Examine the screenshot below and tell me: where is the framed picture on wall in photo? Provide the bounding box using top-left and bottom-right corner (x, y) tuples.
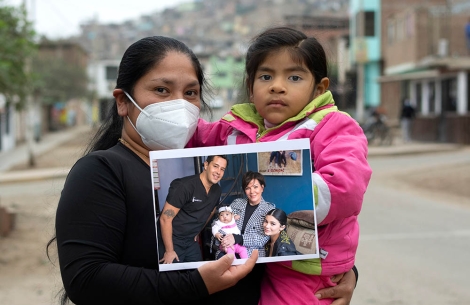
(149, 139), (319, 272)
(257, 149), (303, 176)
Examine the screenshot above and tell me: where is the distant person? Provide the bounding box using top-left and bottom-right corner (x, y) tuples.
(400, 98), (416, 143)
(159, 155), (228, 264)
(212, 205), (248, 259)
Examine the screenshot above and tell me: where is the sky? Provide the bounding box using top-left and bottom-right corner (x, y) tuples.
(6, 0), (189, 38)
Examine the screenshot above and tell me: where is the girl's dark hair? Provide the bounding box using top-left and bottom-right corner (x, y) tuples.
(241, 171), (266, 190)
(243, 26), (328, 99)
(266, 208), (288, 227)
(85, 36), (210, 154)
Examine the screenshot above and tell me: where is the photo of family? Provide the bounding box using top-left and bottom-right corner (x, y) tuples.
(149, 139), (319, 272)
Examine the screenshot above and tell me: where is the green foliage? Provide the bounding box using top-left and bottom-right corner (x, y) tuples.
(31, 55), (90, 105)
(0, 1), (37, 109)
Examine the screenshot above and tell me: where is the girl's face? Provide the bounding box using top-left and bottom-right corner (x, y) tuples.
(115, 51), (201, 142)
(218, 211), (233, 224)
(263, 215), (285, 237)
(250, 49), (328, 126)
(244, 179), (264, 205)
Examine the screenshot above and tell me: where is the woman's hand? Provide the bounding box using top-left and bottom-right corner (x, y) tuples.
(314, 269), (355, 305)
(221, 234), (235, 249)
(159, 250), (179, 264)
(198, 250), (258, 294)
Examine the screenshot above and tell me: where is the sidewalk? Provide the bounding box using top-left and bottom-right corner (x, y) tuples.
(0, 124), (92, 183)
(0, 126), (465, 183)
(367, 140), (463, 157)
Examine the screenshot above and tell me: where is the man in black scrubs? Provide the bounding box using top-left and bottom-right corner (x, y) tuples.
(159, 155), (228, 263)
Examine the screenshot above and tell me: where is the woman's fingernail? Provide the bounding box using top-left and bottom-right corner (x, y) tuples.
(315, 294), (321, 299)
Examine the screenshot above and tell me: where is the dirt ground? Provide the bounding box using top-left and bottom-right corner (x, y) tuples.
(0, 130), (469, 305)
(0, 131), (91, 305)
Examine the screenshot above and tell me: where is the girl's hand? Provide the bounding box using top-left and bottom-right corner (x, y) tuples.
(315, 269), (355, 305)
(198, 250), (259, 294)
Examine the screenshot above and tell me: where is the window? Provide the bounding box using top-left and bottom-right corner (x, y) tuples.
(416, 82), (422, 113)
(105, 66), (118, 80)
(387, 21), (395, 45)
(364, 11), (375, 37)
(397, 18), (404, 41)
(356, 11), (375, 36)
(406, 13), (414, 38)
(441, 78), (457, 112)
(428, 82), (435, 113)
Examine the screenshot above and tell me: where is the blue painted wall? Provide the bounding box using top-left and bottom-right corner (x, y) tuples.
(350, 0), (382, 108)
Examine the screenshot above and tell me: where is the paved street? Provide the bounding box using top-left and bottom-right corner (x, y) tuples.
(353, 148), (470, 305)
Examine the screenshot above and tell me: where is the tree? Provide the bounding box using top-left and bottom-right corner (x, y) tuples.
(31, 51), (90, 106)
(0, 1), (36, 109)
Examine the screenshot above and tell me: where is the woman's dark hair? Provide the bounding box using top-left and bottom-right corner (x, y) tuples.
(85, 35), (210, 154)
(265, 208), (288, 227)
(241, 171), (266, 190)
(243, 26), (328, 99)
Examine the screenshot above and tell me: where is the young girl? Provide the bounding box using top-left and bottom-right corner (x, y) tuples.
(188, 26), (372, 304)
(212, 205), (248, 259)
(263, 208), (301, 257)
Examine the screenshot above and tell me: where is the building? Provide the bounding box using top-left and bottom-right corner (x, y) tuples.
(379, 0), (470, 144)
(349, 0), (382, 122)
(206, 55), (245, 105)
(87, 60), (120, 121)
(35, 40), (90, 132)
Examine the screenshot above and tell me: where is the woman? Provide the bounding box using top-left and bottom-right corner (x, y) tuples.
(49, 36), (257, 305)
(263, 208), (301, 257)
(218, 171), (274, 258)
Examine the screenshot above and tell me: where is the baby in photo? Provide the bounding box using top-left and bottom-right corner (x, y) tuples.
(212, 205), (248, 259)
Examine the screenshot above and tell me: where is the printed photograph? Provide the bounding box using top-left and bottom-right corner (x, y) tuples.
(149, 139), (319, 272)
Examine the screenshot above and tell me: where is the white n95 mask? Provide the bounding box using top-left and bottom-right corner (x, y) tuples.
(124, 91), (200, 150)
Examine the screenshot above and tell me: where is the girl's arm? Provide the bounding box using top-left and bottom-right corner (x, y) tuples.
(186, 118), (231, 148)
(311, 113), (372, 225)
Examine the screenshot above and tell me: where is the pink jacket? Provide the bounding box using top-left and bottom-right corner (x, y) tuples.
(188, 91), (372, 276)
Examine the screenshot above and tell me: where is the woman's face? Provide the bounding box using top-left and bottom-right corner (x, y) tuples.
(263, 215), (285, 237)
(244, 179), (264, 205)
(115, 51), (201, 144)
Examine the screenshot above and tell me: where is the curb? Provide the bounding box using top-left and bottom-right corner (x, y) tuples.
(0, 167), (70, 184)
(367, 143), (464, 157)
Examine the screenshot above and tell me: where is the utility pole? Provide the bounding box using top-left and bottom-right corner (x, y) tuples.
(355, 0), (366, 123)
